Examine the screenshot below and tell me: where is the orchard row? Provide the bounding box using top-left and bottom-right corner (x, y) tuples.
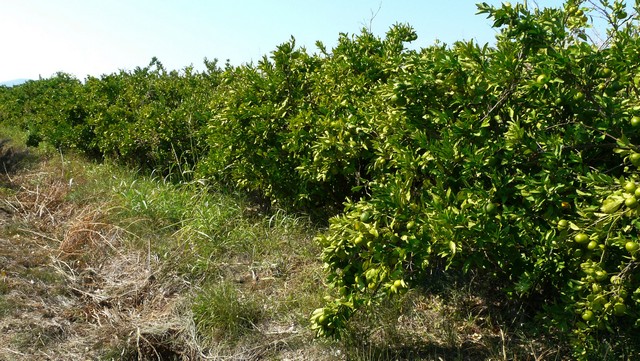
(2, 1), (640, 357)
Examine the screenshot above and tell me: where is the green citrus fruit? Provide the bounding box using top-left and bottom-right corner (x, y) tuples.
(624, 181), (637, 194)
(630, 153), (640, 167)
(613, 303), (627, 316)
(587, 241), (599, 250)
(484, 202), (497, 214)
(582, 310), (594, 322)
(536, 74), (548, 84)
(591, 295), (606, 311)
(625, 241), (640, 253)
(620, 286), (629, 296)
(360, 211), (372, 223)
(574, 233), (589, 244)
(631, 116), (640, 128)
(557, 219), (569, 231)
(626, 196), (638, 208)
(595, 270), (608, 281)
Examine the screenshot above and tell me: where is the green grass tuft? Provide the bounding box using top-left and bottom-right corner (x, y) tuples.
(192, 281), (265, 343)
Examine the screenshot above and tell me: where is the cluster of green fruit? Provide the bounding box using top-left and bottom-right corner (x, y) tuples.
(575, 259), (634, 325)
(557, 174), (640, 338)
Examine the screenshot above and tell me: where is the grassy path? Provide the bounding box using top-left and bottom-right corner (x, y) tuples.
(0, 145), (335, 360)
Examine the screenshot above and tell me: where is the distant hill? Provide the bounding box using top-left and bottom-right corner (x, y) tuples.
(0, 79), (31, 87)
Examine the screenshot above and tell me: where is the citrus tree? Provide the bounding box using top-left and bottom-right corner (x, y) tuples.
(84, 57), (221, 173)
(310, 1), (640, 357)
(0, 73), (91, 152)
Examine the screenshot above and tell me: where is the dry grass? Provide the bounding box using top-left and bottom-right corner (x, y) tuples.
(0, 153), (202, 360)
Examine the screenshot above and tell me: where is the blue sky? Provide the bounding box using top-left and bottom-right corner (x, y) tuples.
(1, 1), (568, 81)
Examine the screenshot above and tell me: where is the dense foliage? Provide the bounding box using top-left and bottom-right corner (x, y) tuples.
(0, 58), (223, 174)
(2, 1), (640, 357)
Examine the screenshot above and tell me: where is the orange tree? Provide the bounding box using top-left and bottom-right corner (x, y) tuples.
(0, 58), (223, 175)
(199, 23), (428, 221)
(84, 57), (222, 174)
(200, 39), (322, 207)
(309, 1), (640, 357)
(0, 73), (92, 152)
(200, 28), (416, 214)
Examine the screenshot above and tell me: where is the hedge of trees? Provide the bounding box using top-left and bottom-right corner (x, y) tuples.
(2, 1), (640, 357)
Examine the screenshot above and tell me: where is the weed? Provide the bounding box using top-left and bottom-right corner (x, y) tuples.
(192, 281), (264, 344)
